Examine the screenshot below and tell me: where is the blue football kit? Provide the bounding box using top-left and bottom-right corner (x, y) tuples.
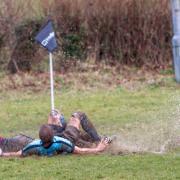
(22, 136), (75, 156)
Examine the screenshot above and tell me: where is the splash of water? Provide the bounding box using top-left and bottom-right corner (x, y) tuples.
(107, 94), (180, 155)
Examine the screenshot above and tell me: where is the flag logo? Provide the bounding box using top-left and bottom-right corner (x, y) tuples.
(35, 21), (57, 52)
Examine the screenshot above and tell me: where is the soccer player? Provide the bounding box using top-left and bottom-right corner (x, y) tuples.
(48, 110), (105, 147)
(0, 124), (110, 157)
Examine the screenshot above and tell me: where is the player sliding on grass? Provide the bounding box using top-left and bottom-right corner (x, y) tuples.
(48, 110), (105, 148)
(0, 111), (111, 155)
(0, 124), (110, 157)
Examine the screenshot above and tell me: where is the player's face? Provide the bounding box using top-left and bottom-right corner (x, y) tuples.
(53, 113), (60, 120)
(51, 110), (60, 120)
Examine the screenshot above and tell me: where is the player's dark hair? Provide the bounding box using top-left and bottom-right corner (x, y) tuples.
(39, 124), (53, 144)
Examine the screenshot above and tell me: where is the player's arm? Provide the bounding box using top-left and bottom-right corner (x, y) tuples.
(0, 150), (22, 157)
(73, 138), (109, 155)
(0, 140), (40, 157)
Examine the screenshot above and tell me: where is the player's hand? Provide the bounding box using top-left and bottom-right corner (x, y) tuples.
(96, 137), (111, 152)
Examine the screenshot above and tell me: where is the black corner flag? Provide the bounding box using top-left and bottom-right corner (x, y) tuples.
(35, 20), (57, 52)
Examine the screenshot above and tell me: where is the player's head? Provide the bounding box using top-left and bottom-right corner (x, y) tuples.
(39, 124), (53, 147)
(50, 109), (60, 117)
(48, 109), (66, 127)
(49, 109), (60, 120)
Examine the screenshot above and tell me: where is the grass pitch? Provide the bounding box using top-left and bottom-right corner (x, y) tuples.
(0, 78), (179, 179)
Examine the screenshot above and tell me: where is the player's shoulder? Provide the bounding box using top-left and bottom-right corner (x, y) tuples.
(53, 136), (72, 145)
(53, 136), (66, 142)
(23, 139), (42, 150)
(29, 139), (41, 145)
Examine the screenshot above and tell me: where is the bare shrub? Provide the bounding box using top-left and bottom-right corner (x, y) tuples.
(8, 19), (44, 73)
(0, 0), (44, 72)
(49, 0), (171, 69)
(0, 0), (173, 72)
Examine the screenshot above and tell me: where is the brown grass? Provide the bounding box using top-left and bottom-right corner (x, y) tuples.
(0, 62), (174, 93)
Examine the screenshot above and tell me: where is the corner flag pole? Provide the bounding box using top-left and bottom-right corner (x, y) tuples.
(49, 52), (55, 111)
(35, 20), (57, 111)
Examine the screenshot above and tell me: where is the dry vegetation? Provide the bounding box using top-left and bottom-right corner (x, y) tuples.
(0, 63), (174, 93)
(0, 0), (172, 73)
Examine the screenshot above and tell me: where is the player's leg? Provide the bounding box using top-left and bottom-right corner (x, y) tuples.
(75, 112), (101, 142)
(61, 112), (101, 146)
(2, 135), (33, 152)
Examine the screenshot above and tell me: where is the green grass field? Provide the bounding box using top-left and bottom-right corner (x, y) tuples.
(0, 78), (180, 179)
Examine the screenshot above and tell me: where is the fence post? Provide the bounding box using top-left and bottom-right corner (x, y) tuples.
(171, 0), (180, 82)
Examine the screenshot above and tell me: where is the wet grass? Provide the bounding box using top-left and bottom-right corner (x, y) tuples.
(0, 154), (179, 180)
(0, 77), (180, 179)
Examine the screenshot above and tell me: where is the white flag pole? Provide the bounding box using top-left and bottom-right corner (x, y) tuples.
(49, 52), (55, 111)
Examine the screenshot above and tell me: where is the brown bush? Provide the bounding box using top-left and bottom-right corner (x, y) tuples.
(0, 0), (43, 72)
(0, 0), (173, 72)
(50, 0), (172, 69)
